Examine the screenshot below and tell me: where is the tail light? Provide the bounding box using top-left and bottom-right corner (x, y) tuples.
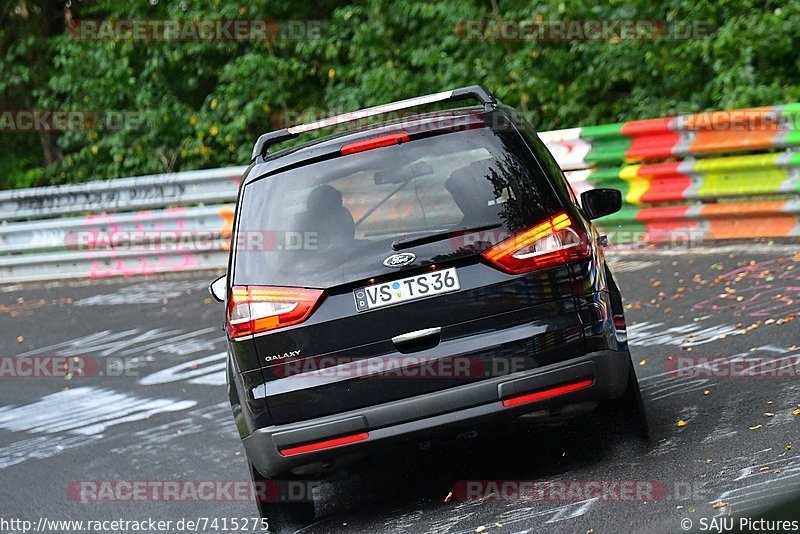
(613, 313), (628, 343)
(227, 286), (323, 339)
(341, 132), (410, 155)
(482, 212), (591, 274)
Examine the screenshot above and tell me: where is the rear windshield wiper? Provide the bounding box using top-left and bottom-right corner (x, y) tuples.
(391, 223), (502, 251)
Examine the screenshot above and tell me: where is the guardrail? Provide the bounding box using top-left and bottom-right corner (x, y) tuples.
(0, 244), (230, 283)
(2, 103), (798, 283)
(538, 103), (800, 169)
(540, 104), (800, 243)
(0, 169), (241, 282)
(565, 151), (800, 204)
(0, 205), (234, 253)
(0, 167), (244, 221)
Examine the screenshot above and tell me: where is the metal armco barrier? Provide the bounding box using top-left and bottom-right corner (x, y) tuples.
(0, 166), (245, 221)
(538, 103), (800, 170)
(595, 199), (800, 243)
(2, 103), (799, 283)
(540, 104), (800, 242)
(564, 151), (800, 205)
(0, 205), (234, 254)
(0, 244), (230, 283)
(0, 168), (241, 282)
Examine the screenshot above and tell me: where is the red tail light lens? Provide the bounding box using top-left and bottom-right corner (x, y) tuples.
(227, 286), (323, 339)
(341, 132), (410, 155)
(481, 212), (591, 274)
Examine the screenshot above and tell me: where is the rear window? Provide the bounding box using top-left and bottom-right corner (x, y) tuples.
(234, 125), (563, 288)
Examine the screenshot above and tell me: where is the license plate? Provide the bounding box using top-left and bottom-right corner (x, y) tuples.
(353, 267), (460, 312)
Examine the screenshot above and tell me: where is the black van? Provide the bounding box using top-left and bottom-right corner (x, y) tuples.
(209, 86), (647, 531)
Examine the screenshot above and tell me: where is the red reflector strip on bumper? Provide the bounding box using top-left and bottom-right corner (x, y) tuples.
(501, 378), (594, 408)
(279, 432), (369, 457)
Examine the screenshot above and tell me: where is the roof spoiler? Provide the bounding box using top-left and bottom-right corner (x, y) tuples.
(251, 85), (497, 160)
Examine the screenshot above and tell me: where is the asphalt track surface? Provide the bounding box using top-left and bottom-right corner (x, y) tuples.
(2, 243), (800, 533)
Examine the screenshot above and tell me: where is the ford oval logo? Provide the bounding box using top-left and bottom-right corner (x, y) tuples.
(383, 252), (416, 268)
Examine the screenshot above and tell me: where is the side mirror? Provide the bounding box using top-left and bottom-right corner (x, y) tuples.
(580, 188), (622, 220)
(208, 275), (227, 302)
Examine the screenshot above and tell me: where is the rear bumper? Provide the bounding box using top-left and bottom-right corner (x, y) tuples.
(243, 349), (630, 477)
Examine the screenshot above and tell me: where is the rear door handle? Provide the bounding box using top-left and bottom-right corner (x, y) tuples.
(392, 327), (441, 345)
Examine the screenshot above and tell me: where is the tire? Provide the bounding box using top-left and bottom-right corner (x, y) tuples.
(623, 359), (650, 439)
(601, 358), (650, 440)
(248, 461), (316, 534)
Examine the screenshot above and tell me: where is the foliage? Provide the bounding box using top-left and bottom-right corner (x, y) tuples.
(1, 0), (799, 189)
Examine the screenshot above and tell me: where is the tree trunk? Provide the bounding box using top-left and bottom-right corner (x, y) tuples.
(38, 131), (63, 166)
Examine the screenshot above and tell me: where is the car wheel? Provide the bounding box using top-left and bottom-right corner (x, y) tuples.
(600, 358), (650, 440)
(622, 358), (650, 439)
(248, 461), (316, 533)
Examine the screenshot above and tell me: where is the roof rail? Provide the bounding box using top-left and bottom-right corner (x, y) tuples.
(251, 85), (497, 160)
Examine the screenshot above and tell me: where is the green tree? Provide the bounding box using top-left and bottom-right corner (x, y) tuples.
(1, 0), (799, 189)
